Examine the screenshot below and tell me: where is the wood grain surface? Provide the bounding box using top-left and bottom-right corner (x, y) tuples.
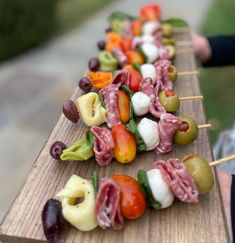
(0, 32), (230, 243)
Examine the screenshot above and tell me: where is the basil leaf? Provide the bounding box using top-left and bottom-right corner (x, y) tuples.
(108, 11), (136, 22)
(163, 18), (188, 27)
(125, 119), (146, 152)
(91, 171), (99, 196)
(133, 63), (142, 74)
(137, 169), (161, 209)
(98, 91), (106, 108)
(86, 130), (95, 148)
(137, 46), (147, 63)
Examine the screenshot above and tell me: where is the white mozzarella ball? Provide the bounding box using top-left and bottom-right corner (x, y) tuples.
(140, 64), (157, 84)
(142, 21), (160, 35)
(137, 118), (159, 151)
(141, 35), (155, 44)
(131, 92), (151, 116)
(147, 169), (174, 209)
(141, 43), (159, 63)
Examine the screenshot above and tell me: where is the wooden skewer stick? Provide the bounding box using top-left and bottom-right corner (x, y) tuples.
(198, 124), (211, 129)
(209, 154), (235, 167)
(173, 27), (190, 33)
(179, 95), (203, 101)
(178, 70), (199, 76)
(177, 48), (194, 54)
(175, 41), (192, 46)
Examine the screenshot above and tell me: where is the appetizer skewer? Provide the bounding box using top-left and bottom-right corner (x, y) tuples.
(42, 153), (234, 242)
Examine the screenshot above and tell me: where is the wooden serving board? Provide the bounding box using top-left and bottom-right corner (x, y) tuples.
(0, 31), (230, 243)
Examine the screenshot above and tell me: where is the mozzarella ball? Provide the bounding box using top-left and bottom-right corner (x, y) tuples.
(137, 118), (159, 150)
(140, 64), (157, 84)
(141, 43), (159, 63)
(147, 169), (174, 208)
(131, 92), (151, 116)
(142, 21), (160, 35)
(141, 35), (155, 44)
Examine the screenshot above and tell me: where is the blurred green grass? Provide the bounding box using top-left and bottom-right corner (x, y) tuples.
(55, 0), (115, 33)
(200, 0), (235, 143)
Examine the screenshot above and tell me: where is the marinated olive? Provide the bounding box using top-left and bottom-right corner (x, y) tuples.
(159, 90), (180, 112)
(174, 116), (198, 145)
(165, 45), (176, 60)
(162, 23), (173, 37)
(183, 154), (214, 194)
(63, 100), (80, 123)
(97, 40), (106, 50)
(105, 26), (112, 33)
(78, 77), (92, 92)
(88, 57), (100, 71)
(162, 38), (175, 45)
(168, 65), (178, 82)
(50, 141), (67, 160)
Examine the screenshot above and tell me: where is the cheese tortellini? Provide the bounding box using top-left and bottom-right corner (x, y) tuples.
(57, 175), (97, 231)
(77, 92), (107, 127)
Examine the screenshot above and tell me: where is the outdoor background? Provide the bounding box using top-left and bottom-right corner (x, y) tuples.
(0, 0), (234, 222)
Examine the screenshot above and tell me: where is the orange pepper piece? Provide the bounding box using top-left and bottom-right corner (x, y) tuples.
(105, 32), (122, 52)
(88, 71), (113, 89)
(131, 20), (142, 36)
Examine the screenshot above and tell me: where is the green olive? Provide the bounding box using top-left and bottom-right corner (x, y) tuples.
(162, 38), (175, 45)
(162, 23), (173, 37)
(110, 19), (123, 35)
(168, 65), (178, 82)
(159, 90), (180, 112)
(174, 116), (198, 145)
(165, 45), (176, 60)
(183, 154), (214, 194)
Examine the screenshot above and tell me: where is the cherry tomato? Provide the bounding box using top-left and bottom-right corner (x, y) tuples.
(140, 4), (161, 21)
(131, 20), (142, 36)
(117, 90), (130, 124)
(112, 124), (136, 164)
(112, 174), (146, 219)
(120, 38), (132, 52)
(129, 68), (142, 93)
(126, 51), (144, 65)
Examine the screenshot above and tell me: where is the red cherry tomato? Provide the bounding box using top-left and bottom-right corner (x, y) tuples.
(123, 66), (142, 92)
(120, 38), (132, 52)
(112, 174), (146, 219)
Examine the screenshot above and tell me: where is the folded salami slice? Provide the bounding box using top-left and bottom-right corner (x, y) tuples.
(154, 59), (173, 91)
(155, 113), (181, 154)
(152, 158), (199, 203)
(95, 178), (124, 230)
(140, 77), (166, 118)
(91, 126), (114, 166)
(111, 69), (129, 87)
(101, 84), (121, 128)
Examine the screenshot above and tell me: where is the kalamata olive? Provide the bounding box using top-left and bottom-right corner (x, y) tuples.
(174, 116), (198, 145)
(165, 45), (176, 60)
(63, 100), (79, 123)
(183, 154), (214, 194)
(78, 77), (92, 92)
(88, 57), (100, 71)
(159, 90), (180, 112)
(105, 26), (112, 33)
(42, 199), (65, 243)
(97, 40), (106, 50)
(162, 23), (173, 37)
(50, 141), (67, 160)
(168, 65), (178, 82)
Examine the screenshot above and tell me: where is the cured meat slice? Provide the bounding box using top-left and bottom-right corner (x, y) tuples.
(91, 126), (114, 166)
(140, 77), (166, 118)
(152, 158), (199, 203)
(111, 69), (129, 87)
(112, 48), (128, 67)
(154, 59), (173, 91)
(101, 84), (121, 128)
(95, 178), (124, 230)
(155, 113), (181, 154)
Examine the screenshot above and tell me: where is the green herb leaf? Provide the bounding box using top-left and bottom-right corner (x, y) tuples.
(98, 91), (106, 108)
(108, 11), (136, 22)
(125, 119), (146, 152)
(163, 18), (188, 27)
(91, 171), (99, 196)
(86, 130), (95, 148)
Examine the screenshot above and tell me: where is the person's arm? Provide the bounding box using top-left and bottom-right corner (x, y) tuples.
(192, 32), (235, 66)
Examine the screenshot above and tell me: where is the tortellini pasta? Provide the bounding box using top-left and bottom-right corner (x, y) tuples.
(77, 92), (107, 127)
(56, 175), (97, 231)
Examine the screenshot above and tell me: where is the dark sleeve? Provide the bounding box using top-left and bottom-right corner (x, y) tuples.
(203, 35), (235, 67)
(231, 175), (235, 239)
